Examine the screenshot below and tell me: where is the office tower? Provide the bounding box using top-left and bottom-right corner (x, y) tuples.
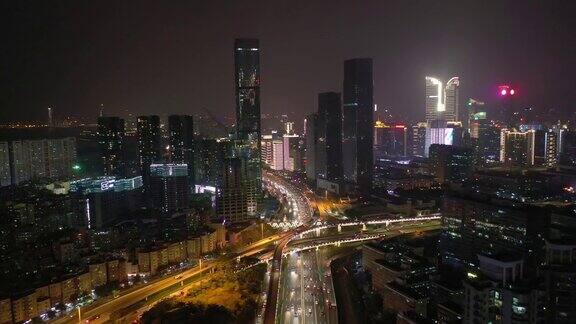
(282, 134), (300, 172)
(425, 77), (460, 124)
(234, 38), (261, 214)
(428, 144), (473, 183)
(305, 114), (318, 182)
(424, 122), (463, 156)
(8, 138), (76, 184)
(235, 39), (260, 140)
(500, 129), (536, 166)
(97, 116), (126, 177)
(70, 176), (143, 229)
(342, 58), (374, 195)
(137, 115), (161, 185)
(374, 121), (407, 160)
(217, 157), (249, 222)
(317, 92), (343, 181)
(168, 115), (194, 184)
(0, 142), (10, 187)
(284, 121), (295, 135)
(444, 77), (460, 123)
(425, 77), (445, 124)
(149, 164), (189, 213)
(411, 122), (427, 157)
(466, 98), (486, 133)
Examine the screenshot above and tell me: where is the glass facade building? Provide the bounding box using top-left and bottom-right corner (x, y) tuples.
(234, 38), (261, 216)
(342, 58), (374, 196)
(317, 92), (343, 182)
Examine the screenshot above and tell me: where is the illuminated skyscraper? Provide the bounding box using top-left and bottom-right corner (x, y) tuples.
(98, 116), (126, 177)
(425, 76), (459, 124)
(342, 58), (374, 196)
(137, 115), (161, 186)
(444, 77), (460, 123)
(234, 38), (261, 216)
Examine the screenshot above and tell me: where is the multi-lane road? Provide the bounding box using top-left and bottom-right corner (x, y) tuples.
(51, 169), (439, 324)
(51, 235), (282, 324)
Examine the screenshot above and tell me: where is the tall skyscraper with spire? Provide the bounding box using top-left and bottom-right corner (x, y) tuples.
(342, 58), (374, 197)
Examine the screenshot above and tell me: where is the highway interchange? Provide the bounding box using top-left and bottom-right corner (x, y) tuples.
(50, 170), (440, 324)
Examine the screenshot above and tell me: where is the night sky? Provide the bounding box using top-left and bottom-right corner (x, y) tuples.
(2, 0), (575, 124)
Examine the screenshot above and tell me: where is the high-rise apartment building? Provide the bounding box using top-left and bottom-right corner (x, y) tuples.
(217, 157), (250, 222)
(168, 115), (194, 184)
(149, 164), (190, 213)
(271, 139), (284, 170)
(261, 135), (274, 166)
(193, 138), (228, 188)
(0, 142), (10, 187)
(544, 126), (565, 167)
(342, 58), (374, 196)
(500, 129), (536, 166)
(411, 122), (427, 157)
(282, 134), (300, 172)
(97, 116), (125, 177)
(8, 138), (76, 185)
(137, 115), (161, 185)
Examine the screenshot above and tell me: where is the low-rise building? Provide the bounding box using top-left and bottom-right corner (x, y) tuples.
(89, 262), (108, 288)
(11, 291), (38, 323)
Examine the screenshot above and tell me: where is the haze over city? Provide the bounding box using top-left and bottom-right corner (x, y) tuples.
(2, 0), (575, 124)
(1, 2), (576, 324)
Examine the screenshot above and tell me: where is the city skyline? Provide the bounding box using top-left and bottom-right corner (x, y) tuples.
(2, 1), (576, 124)
(2, 3), (576, 324)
